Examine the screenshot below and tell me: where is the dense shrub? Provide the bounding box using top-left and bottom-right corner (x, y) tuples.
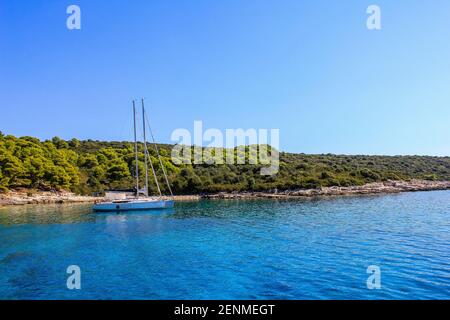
(0, 133), (449, 194)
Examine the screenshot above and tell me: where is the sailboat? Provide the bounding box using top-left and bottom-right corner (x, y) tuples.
(93, 99), (175, 212)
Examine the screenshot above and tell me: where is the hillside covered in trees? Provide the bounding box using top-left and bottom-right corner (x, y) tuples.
(1, 132), (449, 195)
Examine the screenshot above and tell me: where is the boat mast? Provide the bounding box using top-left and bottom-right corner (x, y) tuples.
(142, 98), (162, 197)
(133, 100), (139, 198)
(142, 101), (149, 197)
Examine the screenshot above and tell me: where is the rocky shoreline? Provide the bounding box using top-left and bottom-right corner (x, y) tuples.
(0, 180), (449, 206)
(0, 190), (99, 206)
(203, 180), (450, 199)
(0, 190), (202, 206)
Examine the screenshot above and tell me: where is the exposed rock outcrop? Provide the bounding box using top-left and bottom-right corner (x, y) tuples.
(202, 180), (450, 200)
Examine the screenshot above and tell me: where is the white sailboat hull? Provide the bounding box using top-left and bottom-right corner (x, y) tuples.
(93, 199), (174, 212)
(92, 100), (175, 213)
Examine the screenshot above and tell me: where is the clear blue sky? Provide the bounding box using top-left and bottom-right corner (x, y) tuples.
(1, 0), (449, 156)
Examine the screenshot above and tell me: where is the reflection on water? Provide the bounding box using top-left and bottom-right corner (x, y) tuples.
(0, 195), (388, 226)
(0, 203), (95, 225)
(0, 204), (178, 226)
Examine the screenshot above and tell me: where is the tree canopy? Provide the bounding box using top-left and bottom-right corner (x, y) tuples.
(0, 133), (449, 194)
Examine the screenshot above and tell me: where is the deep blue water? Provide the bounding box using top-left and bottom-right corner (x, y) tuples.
(0, 190), (449, 299)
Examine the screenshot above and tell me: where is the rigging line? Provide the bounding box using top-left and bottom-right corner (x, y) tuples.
(144, 135), (162, 197)
(143, 104), (174, 197)
(141, 102), (150, 197)
(141, 99), (162, 197)
(132, 100), (139, 198)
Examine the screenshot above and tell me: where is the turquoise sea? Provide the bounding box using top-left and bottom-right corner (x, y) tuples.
(1, 190), (449, 299)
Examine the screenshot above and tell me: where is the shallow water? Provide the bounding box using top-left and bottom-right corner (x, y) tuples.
(0, 190), (449, 299)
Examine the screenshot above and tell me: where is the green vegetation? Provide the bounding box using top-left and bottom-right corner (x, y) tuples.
(1, 132), (449, 195)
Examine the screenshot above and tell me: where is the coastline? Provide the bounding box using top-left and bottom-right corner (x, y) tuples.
(0, 180), (449, 207)
(203, 180), (450, 200)
(0, 190), (202, 206)
(0, 191), (99, 207)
